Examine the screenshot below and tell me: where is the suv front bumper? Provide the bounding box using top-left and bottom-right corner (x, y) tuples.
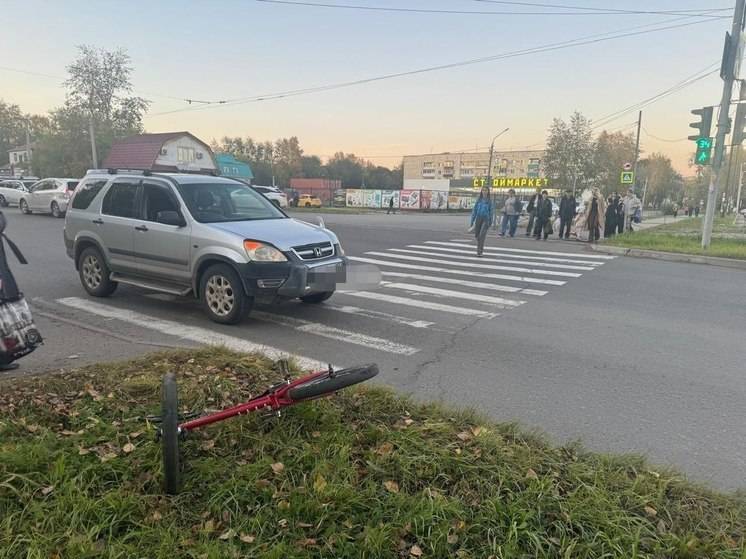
(237, 255), (347, 302)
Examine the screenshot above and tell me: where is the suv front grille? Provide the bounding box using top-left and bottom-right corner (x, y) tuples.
(292, 241), (334, 261)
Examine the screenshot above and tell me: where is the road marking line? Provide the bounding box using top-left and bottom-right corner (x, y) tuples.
(411, 244), (607, 266)
(391, 247), (595, 271)
(251, 311), (419, 355)
(443, 240), (616, 260)
(56, 297), (333, 370)
(380, 282), (525, 308)
(326, 303), (437, 329)
(364, 251), (582, 278)
(339, 290), (499, 318)
(348, 256), (566, 286)
(380, 271), (548, 296)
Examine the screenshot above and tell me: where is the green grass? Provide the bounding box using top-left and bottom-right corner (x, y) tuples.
(607, 217), (746, 260)
(1, 348), (744, 558)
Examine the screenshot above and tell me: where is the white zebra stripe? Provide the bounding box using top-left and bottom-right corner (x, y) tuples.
(381, 271), (547, 296)
(389, 247), (595, 271)
(442, 240), (616, 260)
(340, 290), (499, 318)
(380, 282), (525, 308)
(410, 244), (607, 266)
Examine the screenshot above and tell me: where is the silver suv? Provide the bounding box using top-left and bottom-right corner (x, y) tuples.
(64, 170), (346, 324)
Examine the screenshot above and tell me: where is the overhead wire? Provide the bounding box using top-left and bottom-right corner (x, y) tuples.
(470, 0), (732, 17)
(256, 0), (730, 17)
(149, 16), (721, 117)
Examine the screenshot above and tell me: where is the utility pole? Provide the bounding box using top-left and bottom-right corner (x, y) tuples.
(703, 0), (746, 248)
(736, 161), (744, 213)
(24, 120), (31, 174)
(633, 110), (642, 190)
(485, 127), (509, 228)
(88, 114), (98, 168)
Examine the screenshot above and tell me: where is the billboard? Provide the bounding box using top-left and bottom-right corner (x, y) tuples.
(345, 189), (366, 207)
(448, 195), (476, 210)
(421, 190), (449, 210)
(399, 189), (421, 209)
(381, 190), (400, 208)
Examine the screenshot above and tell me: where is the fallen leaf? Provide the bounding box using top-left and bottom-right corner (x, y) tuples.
(453, 520), (466, 531)
(123, 443), (136, 454)
(311, 431), (321, 438)
(152, 511), (163, 521)
(255, 479), (271, 488)
(60, 430), (77, 436)
(313, 474), (327, 492)
(239, 533), (255, 544)
(376, 442), (394, 456)
(657, 519), (666, 534)
(203, 520), (215, 533)
(454, 447), (462, 455)
(218, 529), (236, 540)
(525, 468), (539, 480)
(129, 431), (143, 439)
(644, 506), (658, 518)
(41, 486), (54, 496)
(471, 426), (485, 436)
(447, 533), (459, 544)
(271, 462), (285, 474)
(100, 452), (118, 462)
(297, 522), (314, 528)
(456, 431), (472, 442)
(278, 518), (288, 528)
(78, 447), (90, 455)
(277, 500), (290, 510)
(384, 480), (400, 493)
(296, 538), (317, 547)
(410, 544), (423, 557)
(548, 537), (561, 546)
(403, 418), (414, 426)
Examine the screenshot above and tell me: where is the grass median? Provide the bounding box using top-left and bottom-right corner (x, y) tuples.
(1, 348), (744, 558)
(606, 217), (746, 260)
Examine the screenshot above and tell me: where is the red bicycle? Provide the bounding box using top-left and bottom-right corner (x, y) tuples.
(157, 362), (379, 494)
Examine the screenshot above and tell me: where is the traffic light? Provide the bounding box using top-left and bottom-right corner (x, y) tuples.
(733, 102), (746, 145)
(688, 107), (713, 141)
(694, 137), (713, 165)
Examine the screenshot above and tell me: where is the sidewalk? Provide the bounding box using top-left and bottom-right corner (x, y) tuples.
(634, 214), (694, 231)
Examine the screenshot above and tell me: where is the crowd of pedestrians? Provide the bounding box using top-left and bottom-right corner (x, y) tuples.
(470, 186), (642, 255)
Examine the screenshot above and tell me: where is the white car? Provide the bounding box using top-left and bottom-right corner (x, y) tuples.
(20, 178), (80, 218)
(252, 185), (288, 208)
(0, 179), (33, 207)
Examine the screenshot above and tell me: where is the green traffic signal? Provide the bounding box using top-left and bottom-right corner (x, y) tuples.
(696, 137), (713, 150)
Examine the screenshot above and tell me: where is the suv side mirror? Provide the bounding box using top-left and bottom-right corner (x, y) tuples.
(156, 210), (186, 227)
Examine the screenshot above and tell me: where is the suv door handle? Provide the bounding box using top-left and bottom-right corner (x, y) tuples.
(92, 218), (104, 225)
(134, 225), (149, 232)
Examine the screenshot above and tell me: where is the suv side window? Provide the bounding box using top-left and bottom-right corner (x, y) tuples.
(142, 182), (180, 222)
(30, 180), (49, 192)
(72, 179), (108, 210)
(102, 180), (140, 218)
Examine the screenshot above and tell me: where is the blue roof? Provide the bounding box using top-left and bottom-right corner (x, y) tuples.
(215, 153), (253, 180)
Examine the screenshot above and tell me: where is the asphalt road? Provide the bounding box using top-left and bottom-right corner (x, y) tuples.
(3, 207), (745, 491)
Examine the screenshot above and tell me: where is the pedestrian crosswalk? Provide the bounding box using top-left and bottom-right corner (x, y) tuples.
(54, 238), (615, 364)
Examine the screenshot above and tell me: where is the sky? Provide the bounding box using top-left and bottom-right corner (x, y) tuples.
(0, 0), (735, 174)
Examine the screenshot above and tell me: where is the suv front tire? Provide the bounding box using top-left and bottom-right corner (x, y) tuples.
(199, 264), (252, 324)
(78, 247), (118, 297)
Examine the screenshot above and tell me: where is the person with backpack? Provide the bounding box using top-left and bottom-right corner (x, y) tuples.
(469, 186), (494, 256)
(498, 188), (521, 238)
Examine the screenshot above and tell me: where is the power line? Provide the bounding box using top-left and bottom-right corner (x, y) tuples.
(257, 0), (729, 17)
(471, 0), (732, 17)
(642, 126), (689, 143)
(150, 16), (720, 117)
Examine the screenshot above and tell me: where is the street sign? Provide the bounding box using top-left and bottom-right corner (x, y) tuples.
(620, 171), (634, 185)
(623, 162), (632, 171)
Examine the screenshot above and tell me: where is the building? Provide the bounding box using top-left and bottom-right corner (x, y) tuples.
(103, 132), (216, 173)
(289, 178), (342, 205)
(215, 153), (254, 182)
(402, 149), (545, 182)
(3, 143), (36, 176)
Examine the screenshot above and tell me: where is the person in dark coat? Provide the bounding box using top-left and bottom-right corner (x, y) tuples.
(558, 189), (576, 240)
(525, 190), (540, 236)
(616, 194), (625, 235)
(533, 190), (553, 240)
(604, 196), (617, 238)
(0, 212), (20, 302)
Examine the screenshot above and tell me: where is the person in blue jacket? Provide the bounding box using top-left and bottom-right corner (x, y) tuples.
(470, 186), (494, 256)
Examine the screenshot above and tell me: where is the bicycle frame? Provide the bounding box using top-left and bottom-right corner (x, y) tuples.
(178, 369), (330, 432)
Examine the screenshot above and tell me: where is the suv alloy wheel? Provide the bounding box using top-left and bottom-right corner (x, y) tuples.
(78, 247), (118, 297)
(199, 264), (252, 324)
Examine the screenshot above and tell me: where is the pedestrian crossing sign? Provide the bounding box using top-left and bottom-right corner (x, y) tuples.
(620, 171), (634, 185)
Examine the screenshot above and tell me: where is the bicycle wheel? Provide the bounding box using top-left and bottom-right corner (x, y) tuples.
(288, 364), (378, 401)
(161, 373), (180, 494)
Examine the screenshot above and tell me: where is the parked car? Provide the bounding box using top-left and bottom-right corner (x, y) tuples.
(0, 180), (30, 207)
(64, 170), (346, 324)
(252, 185), (288, 208)
(20, 178), (79, 217)
(298, 194), (322, 208)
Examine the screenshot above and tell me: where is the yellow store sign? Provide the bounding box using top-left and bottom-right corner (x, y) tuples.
(472, 177), (550, 189)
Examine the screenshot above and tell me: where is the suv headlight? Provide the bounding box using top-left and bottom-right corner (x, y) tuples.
(244, 240), (287, 262)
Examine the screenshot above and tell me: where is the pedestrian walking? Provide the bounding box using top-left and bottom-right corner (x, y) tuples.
(387, 196), (395, 214)
(533, 190), (553, 241)
(499, 188), (521, 237)
(623, 188), (641, 231)
(525, 190), (540, 236)
(558, 189), (575, 240)
(469, 186), (494, 256)
(604, 195), (617, 238)
(586, 187), (605, 243)
(695, 203), (701, 217)
(616, 194), (624, 235)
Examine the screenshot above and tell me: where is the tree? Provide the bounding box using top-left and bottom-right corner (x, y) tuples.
(326, 152), (364, 187)
(593, 130), (637, 195)
(543, 111), (595, 192)
(0, 100), (50, 164)
(300, 155), (324, 178)
(637, 153), (682, 204)
(33, 45), (148, 176)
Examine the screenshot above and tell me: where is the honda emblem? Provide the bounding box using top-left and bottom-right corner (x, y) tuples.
(313, 247), (323, 257)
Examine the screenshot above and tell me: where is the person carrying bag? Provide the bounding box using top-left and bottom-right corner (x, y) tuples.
(0, 211), (42, 371)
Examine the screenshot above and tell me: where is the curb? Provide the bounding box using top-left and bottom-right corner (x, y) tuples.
(589, 244), (746, 270)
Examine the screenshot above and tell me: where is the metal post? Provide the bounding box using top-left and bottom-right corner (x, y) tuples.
(633, 110), (642, 188)
(641, 177), (649, 219)
(736, 161), (744, 213)
(703, 0), (746, 248)
(486, 127), (509, 229)
(88, 114), (98, 168)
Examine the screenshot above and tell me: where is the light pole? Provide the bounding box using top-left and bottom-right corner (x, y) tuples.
(485, 127), (509, 227)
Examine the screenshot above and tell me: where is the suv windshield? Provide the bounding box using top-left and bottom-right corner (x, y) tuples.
(176, 181), (286, 223)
